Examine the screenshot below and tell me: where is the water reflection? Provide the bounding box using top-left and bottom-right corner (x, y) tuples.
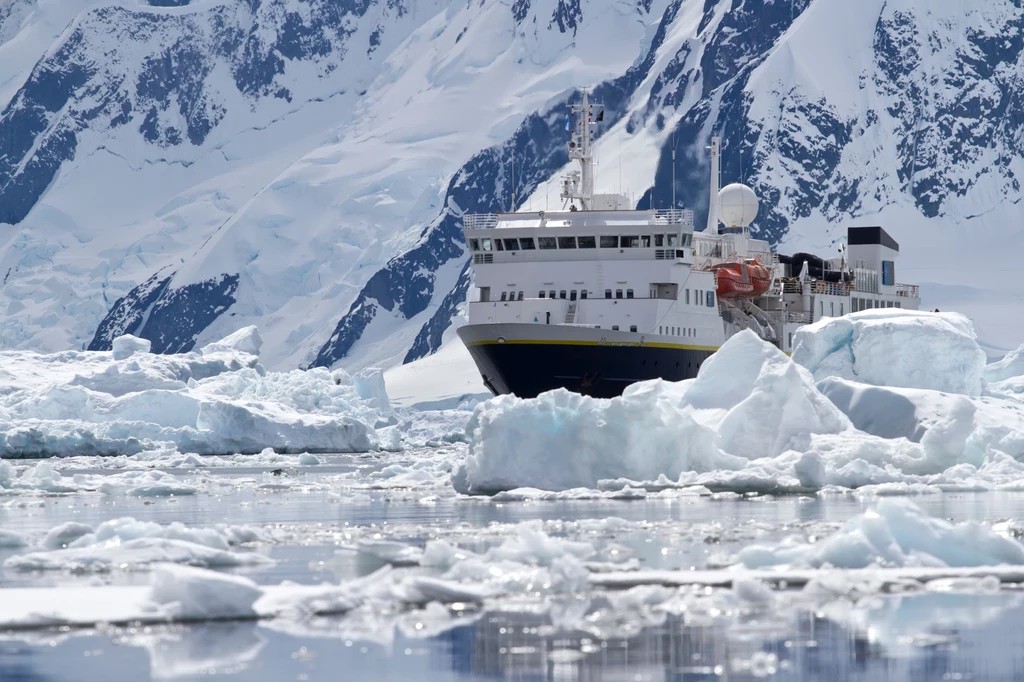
(4, 590), (1024, 681)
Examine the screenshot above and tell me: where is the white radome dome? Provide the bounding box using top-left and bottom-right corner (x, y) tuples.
(718, 183), (759, 228)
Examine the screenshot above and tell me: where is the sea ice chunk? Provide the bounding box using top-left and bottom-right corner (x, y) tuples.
(792, 310), (986, 395)
(149, 564), (263, 620)
(112, 335), (152, 360)
(737, 498), (1024, 569)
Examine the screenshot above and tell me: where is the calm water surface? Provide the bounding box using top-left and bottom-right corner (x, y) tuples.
(3, 457), (1024, 680)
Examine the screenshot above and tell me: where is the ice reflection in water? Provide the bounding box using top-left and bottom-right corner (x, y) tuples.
(3, 591), (1024, 681)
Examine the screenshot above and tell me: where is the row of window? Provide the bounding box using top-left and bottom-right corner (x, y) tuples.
(497, 287), (716, 305)
(659, 326), (698, 337)
(469, 233), (693, 252)
(852, 298), (901, 312)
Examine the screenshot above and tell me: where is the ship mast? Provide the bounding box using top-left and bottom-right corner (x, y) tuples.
(561, 88), (602, 211)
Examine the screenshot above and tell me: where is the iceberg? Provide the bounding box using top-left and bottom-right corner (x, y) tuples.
(0, 327), (389, 457)
(792, 310), (987, 396)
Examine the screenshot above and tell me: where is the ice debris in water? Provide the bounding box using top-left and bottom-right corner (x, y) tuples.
(737, 498), (1024, 569)
(0, 325), (391, 457)
(454, 312), (1024, 493)
(5, 516), (270, 572)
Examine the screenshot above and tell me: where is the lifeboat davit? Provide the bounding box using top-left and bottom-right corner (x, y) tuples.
(710, 258), (772, 300)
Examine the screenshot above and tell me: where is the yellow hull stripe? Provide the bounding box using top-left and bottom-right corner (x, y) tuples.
(464, 339), (721, 352)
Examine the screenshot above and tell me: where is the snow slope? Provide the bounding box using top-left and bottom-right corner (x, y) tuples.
(1, 0), (1023, 374)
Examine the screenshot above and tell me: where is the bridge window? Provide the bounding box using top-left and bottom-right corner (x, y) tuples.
(620, 236), (639, 248)
(539, 291), (546, 298)
(640, 236), (651, 248)
(469, 238), (480, 251)
(605, 289), (612, 299)
(519, 237), (535, 250)
(503, 238), (519, 250)
(654, 234), (664, 247)
(580, 290), (588, 299)
(626, 289), (634, 299)
(495, 240), (504, 251)
(570, 290), (577, 301)
(707, 291), (714, 307)
(630, 325), (637, 332)
(577, 236), (596, 248)
(538, 237), (557, 249)
(600, 236), (618, 248)
(518, 291), (524, 301)
(557, 236), (577, 249)
(667, 234), (678, 247)
(559, 290), (567, 299)
(612, 325), (619, 331)
(500, 292), (507, 301)
(482, 238), (492, 251)
(549, 290), (556, 299)
(615, 289), (623, 299)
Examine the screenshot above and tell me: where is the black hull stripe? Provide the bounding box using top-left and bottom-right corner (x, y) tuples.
(464, 341), (716, 399)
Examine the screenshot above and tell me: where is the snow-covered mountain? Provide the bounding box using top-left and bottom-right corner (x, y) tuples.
(2, 0), (1023, 372)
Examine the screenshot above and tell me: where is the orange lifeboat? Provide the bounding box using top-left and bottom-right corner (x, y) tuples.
(709, 258), (772, 300)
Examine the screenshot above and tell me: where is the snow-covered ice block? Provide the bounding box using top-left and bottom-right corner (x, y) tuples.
(737, 498), (1024, 569)
(4, 537), (273, 572)
(112, 334), (151, 360)
(150, 565), (263, 621)
(200, 325), (262, 356)
(793, 310), (987, 395)
(985, 344), (1024, 383)
(0, 327), (389, 457)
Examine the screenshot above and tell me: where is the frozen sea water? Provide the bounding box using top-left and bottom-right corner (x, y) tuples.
(4, 456), (1024, 680)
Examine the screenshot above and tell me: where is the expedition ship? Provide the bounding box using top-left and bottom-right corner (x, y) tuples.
(457, 90), (920, 399)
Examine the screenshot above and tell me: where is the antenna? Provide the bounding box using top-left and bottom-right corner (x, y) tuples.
(511, 146), (516, 211)
(671, 133), (676, 208)
(706, 136), (720, 235)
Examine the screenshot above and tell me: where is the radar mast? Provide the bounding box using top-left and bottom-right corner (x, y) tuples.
(560, 88), (602, 210)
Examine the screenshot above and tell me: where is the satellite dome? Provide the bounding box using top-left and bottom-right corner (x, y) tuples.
(718, 183), (759, 228)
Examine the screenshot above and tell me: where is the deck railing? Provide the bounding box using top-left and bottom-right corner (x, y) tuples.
(895, 283), (920, 298)
(463, 214), (498, 229)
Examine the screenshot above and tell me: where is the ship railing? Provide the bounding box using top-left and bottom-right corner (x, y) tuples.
(761, 310), (813, 326)
(811, 280), (852, 296)
(649, 208), (694, 226)
(784, 311), (813, 324)
(895, 283), (920, 298)
(780, 281), (802, 295)
(463, 213), (498, 230)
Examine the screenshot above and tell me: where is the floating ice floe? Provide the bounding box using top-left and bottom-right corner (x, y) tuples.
(735, 498), (1024, 569)
(4, 516), (271, 572)
(0, 326), (390, 458)
(454, 312), (1024, 494)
